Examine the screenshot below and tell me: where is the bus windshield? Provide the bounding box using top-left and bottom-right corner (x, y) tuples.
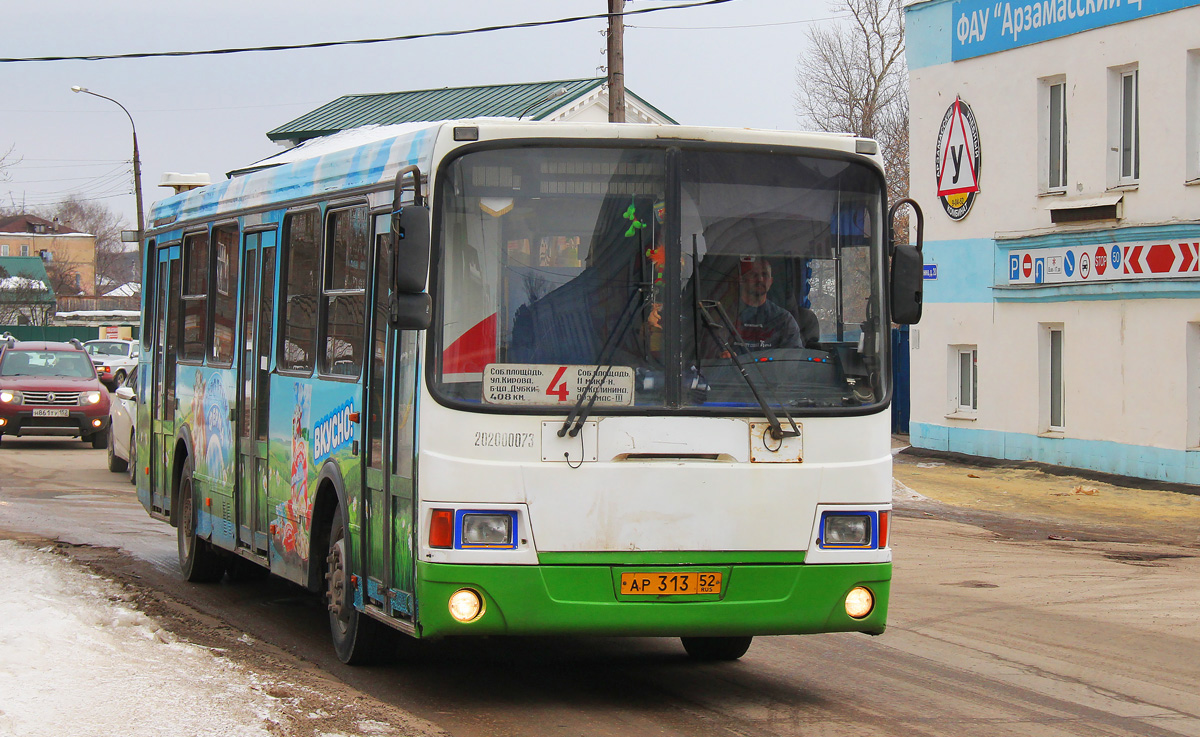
(433, 144), (888, 414)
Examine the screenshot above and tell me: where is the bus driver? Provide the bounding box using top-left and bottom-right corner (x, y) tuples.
(735, 258), (819, 350)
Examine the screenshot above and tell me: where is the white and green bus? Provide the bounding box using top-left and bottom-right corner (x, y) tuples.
(136, 119), (924, 663)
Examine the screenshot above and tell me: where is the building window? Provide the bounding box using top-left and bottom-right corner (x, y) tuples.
(1109, 65), (1140, 186)
(957, 347), (978, 411)
(19, 245), (29, 257)
(1040, 76), (1068, 192)
(1188, 323), (1200, 448)
(1041, 324), (1065, 432)
(1187, 50), (1200, 182)
(1, 244), (7, 256)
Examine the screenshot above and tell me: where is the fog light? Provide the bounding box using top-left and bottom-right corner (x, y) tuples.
(845, 586), (874, 618)
(0, 417), (7, 427)
(448, 588), (484, 622)
(91, 419), (103, 428)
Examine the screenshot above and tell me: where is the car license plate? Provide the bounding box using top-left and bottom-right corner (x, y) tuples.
(31, 408), (69, 418)
(619, 571), (722, 596)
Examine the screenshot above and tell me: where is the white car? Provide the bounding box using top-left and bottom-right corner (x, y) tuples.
(107, 365), (137, 481)
(84, 339), (139, 388)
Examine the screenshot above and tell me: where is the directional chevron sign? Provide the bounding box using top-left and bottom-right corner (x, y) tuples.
(1007, 241), (1200, 285)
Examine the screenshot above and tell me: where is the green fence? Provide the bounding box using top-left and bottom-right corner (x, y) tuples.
(0, 325), (140, 343)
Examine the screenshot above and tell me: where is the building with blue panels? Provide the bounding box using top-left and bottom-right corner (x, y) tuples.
(904, 0), (1200, 483)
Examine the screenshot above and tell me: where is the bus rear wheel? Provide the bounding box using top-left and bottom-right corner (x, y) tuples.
(325, 506), (385, 664)
(680, 636), (753, 661)
(177, 457), (226, 583)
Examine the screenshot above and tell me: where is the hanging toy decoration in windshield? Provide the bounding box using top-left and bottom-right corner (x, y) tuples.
(622, 196), (647, 238)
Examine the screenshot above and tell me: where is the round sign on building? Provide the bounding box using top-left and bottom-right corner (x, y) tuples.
(934, 97), (982, 221)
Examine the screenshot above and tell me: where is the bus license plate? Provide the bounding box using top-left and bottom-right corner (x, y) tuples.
(620, 572), (722, 596)
(31, 408), (69, 417)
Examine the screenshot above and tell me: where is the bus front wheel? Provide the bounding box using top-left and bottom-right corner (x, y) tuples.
(681, 636), (753, 661)
(325, 506), (385, 664)
(177, 457), (226, 583)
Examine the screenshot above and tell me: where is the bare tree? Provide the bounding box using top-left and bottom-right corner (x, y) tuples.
(40, 195), (133, 292)
(0, 144), (18, 183)
(794, 0), (909, 204)
(44, 260), (84, 298)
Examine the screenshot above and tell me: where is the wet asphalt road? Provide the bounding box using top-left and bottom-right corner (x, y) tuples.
(1, 436), (1198, 737)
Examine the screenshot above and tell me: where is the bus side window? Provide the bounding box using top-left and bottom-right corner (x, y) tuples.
(321, 206), (368, 378)
(280, 211), (320, 374)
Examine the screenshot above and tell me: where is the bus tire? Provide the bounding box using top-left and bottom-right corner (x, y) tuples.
(177, 457), (226, 583)
(325, 506), (385, 664)
(680, 636), (753, 661)
(107, 428), (127, 473)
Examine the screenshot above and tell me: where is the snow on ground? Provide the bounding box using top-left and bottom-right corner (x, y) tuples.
(0, 540), (281, 737)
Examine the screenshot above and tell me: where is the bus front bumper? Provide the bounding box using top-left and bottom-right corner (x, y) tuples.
(414, 561), (890, 639)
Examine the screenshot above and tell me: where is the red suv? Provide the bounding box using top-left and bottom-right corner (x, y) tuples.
(0, 336), (112, 448)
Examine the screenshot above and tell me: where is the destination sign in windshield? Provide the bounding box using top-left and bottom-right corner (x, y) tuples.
(482, 364), (635, 406)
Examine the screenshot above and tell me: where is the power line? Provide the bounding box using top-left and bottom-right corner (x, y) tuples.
(629, 14), (848, 30)
(0, 0), (735, 64)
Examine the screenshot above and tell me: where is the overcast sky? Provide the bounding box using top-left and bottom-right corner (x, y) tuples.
(0, 0), (837, 229)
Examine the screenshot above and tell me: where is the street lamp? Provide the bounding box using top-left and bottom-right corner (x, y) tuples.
(70, 86), (144, 260)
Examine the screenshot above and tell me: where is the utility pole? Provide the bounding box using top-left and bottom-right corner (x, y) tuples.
(607, 0), (626, 123)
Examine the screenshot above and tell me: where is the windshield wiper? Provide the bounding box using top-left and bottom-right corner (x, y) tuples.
(697, 299), (800, 442)
(559, 285), (647, 439)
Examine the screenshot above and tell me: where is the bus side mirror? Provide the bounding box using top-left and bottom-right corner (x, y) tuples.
(392, 204), (430, 294)
(390, 292), (432, 330)
(888, 198), (924, 325)
(391, 164), (431, 295)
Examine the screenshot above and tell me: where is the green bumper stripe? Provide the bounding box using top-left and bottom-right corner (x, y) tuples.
(415, 561), (890, 639)
(539, 551), (807, 565)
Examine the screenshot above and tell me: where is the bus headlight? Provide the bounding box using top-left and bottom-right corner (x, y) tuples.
(83, 391), (103, 405)
(462, 513), (513, 546)
(0, 390), (20, 404)
(448, 588), (484, 623)
(823, 514), (871, 546)
(845, 586), (874, 618)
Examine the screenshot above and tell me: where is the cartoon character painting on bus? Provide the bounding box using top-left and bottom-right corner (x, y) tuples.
(203, 372), (232, 482)
(276, 382), (312, 560)
(185, 369), (233, 487)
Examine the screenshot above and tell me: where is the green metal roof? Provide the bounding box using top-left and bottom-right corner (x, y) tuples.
(266, 78), (676, 143)
(0, 256), (56, 303)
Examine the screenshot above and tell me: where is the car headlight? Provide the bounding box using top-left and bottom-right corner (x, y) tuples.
(462, 513), (514, 547)
(84, 391), (103, 405)
(822, 513), (872, 547)
(0, 389), (21, 404)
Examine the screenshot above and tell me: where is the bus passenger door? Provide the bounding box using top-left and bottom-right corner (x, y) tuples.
(235, 232), (277, 555)
(150, 245), (181, 517)
(361, 223), (418, 623)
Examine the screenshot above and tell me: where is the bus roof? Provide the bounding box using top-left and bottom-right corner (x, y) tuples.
(148, 120), (876, 231)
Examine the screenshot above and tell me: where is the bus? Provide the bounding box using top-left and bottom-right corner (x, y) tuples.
(135, 119), (924, 664)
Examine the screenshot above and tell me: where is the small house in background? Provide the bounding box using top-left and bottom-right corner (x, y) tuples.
(0, 214), (96, 298)
(264, 78), (677, 149)
(0, 255), (57, 326)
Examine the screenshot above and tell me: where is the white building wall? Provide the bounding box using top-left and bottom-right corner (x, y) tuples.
(905, 0), (1200, 482)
